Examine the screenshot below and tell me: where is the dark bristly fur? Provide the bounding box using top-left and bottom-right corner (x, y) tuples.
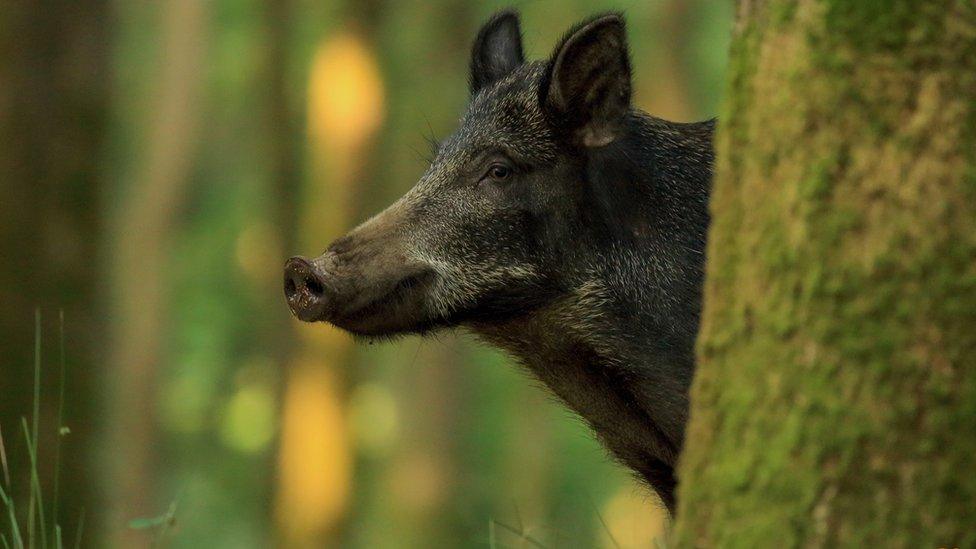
(283, 10), (714, 513)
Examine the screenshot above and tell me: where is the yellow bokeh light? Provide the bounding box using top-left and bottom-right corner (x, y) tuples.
(348, 382), (400, 456)
(235, 221), (281, 290)
(599, 484), (668, 548)
(276, 28), (386, 547)
(299, 30), (386, 252)
(307, 32), (385, 152)
(275, 359), (351, 544)
(220, 382), (277, 453)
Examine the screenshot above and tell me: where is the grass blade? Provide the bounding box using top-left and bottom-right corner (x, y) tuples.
(72, 509), (85, 549)
(32, 309), (41, 446)
(22, 418), (47, 549)
(490, 519), (547, 549)
(1, 532), (10, 549)
(0, 424), (10, 489)
(590, 496), (621, 549)
(0, 484), (23, 549)
(28, 309), (41, 549)
(52, 310), (66, 541)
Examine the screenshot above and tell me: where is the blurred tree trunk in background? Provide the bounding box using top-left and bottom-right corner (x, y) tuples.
(675, 1), (976, 546)
(370, 4), (471, 546)
(0, 0), (108, 538)
(261, 0), (301, 540)
(273, 2), (386, 544)
(263, 0), (300, 347)
(104, 0), (207, 544)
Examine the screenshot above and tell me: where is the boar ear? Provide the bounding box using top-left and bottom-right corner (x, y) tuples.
(470, 10), (525, 95)
(543, 14), (631, 147)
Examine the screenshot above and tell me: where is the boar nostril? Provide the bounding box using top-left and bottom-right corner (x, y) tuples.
(284, 277), (298, 296)
(304, 276), (324, 297)
(284, 256), (331, 321)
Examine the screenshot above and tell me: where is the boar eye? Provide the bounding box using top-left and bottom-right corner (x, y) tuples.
(483, 163), (513, 182)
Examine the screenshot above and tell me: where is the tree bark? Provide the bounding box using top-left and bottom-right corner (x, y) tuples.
(675, 1), (976, 547)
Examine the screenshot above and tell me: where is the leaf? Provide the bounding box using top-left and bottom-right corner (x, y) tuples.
(127, 500), (177, 531)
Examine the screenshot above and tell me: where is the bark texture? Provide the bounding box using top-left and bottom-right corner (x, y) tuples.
(674, 1), (976, 547)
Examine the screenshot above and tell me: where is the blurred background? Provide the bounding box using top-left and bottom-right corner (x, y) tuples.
(0, 0), (731, 546)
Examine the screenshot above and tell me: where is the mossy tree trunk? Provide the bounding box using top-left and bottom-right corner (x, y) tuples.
(675, 1), (976, 547)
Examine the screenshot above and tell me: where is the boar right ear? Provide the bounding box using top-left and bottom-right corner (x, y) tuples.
(470, 10), (524, 95)
(542, 14), (632, 147)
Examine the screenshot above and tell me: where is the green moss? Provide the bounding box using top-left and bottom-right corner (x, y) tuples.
(771, 3), (797, 26)
(674, 0), (976, 547)
(824, 0), (920, 52)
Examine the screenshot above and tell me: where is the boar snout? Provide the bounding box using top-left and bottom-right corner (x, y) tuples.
(283, 232), (435, 334)
(283, 255), (335, 322)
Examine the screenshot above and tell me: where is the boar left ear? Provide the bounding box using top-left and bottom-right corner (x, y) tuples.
(470, 10), (525, 95)
(543, 14), (632, 147)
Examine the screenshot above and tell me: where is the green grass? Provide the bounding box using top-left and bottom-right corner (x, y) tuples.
(0, 310), (82, 549)
(0, 310), (176, 549)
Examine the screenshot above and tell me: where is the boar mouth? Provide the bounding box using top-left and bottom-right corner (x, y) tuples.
(284, 254), (441, 335)
(335, 270), (441, 335)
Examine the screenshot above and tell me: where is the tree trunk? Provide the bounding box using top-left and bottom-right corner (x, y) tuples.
(104, 0), (207, 544)
(0, 0), (108, 539)
(273, 6), (385, 542)
(675, 1), (976, 547)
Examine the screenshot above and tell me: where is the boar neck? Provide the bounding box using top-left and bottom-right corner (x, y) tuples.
(468, 114), (713, 510)
(470, 279), (692, 511)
